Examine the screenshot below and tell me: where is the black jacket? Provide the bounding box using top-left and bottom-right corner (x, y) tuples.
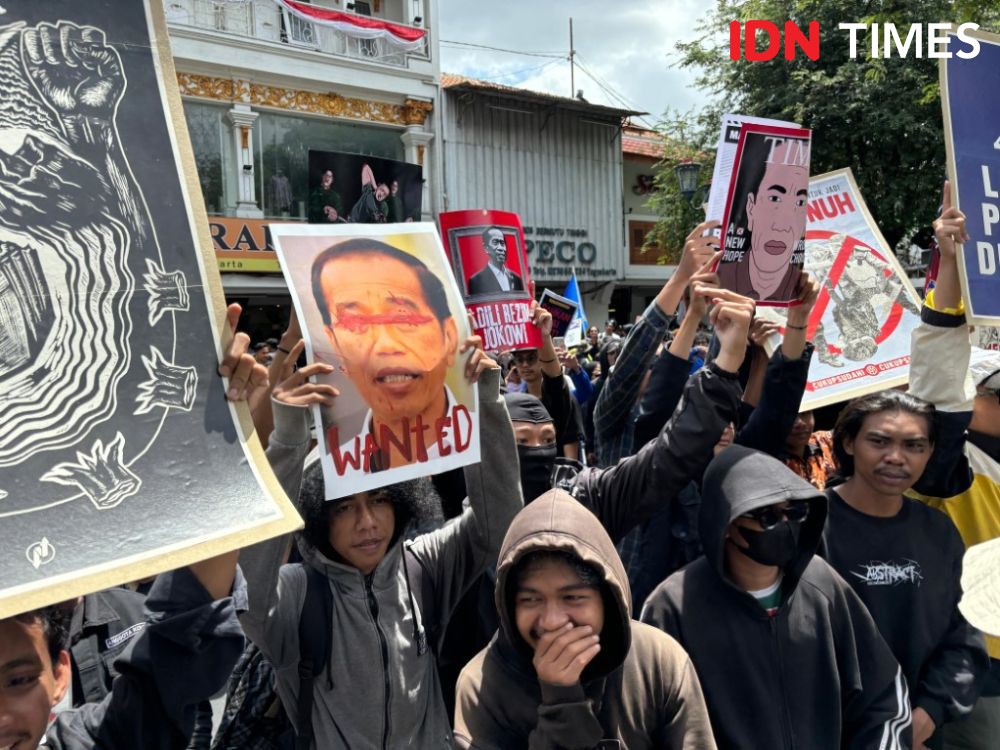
(642, 446), (912, 750)
(572, 362), (741, 543)
(466, 264), (524, 295)
(821, 490), (988, 728)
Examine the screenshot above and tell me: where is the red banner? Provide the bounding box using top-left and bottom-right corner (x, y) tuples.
(439, 209), (542, 352)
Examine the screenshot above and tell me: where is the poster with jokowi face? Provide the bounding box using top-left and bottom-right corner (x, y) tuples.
(440, 209), (543, 353)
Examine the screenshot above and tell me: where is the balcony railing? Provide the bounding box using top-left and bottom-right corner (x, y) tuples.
(165, 0), (428, 69)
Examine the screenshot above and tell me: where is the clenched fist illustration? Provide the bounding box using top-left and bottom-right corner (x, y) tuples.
(23, 22), (124, 122)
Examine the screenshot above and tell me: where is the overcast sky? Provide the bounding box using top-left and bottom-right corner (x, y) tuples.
(437, 0), (718, 128)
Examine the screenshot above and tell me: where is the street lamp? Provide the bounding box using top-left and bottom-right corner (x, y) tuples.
(674, 160), (702, 201)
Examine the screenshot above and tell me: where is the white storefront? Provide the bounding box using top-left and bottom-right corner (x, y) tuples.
(164, 0), (442, 338)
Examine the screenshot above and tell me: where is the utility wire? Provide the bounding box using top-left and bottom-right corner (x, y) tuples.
(440, 39), (566, 58)
(574, 55), (657, 128)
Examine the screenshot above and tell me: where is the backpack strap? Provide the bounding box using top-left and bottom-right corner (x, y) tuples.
(295, 565), (332, 750)
(403, 545), (439, 657)
(70, 633), (109, 704)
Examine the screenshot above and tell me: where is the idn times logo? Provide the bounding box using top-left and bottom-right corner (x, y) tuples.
(729, 21), (981, 60)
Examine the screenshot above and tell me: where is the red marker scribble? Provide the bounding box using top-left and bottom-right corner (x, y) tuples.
(334, 312), (434, 332)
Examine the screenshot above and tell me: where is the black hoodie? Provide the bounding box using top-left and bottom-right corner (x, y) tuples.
(641, 446), (912, 750)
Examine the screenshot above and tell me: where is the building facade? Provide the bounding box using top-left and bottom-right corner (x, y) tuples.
(166, 0), (440, 339)
(440, 75), (638, 328)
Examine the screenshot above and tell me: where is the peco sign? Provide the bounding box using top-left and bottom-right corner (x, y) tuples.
(524, 226), (617, 280)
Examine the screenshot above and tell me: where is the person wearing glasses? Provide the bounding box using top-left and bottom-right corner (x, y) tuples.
(642, 445), (914, 749)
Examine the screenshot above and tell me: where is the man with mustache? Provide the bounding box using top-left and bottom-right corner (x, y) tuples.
(466, 227), (524, 296)
(719, 137), (808, 303)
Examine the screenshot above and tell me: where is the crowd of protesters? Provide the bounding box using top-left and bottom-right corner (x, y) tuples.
(5, 183), (999, 750)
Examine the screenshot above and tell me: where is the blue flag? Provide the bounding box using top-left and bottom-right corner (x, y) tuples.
(563, 272), (588, 347)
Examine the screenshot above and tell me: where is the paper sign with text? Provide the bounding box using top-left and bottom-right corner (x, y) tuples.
(717, 123), (811, 306)
(539, 289), (579, 339)
(758, 169), (922, 410)
(272, 223), (480, 499)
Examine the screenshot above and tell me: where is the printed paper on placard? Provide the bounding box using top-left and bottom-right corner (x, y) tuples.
(272, 223), (480, 500)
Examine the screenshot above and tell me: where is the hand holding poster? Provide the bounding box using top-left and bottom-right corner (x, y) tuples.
(440, 210), (543, 352)
(272, 224), (480, 499)
(539, 289), (579, 338)
(717, 124), (811, 306)
(757, 169), (922, 410)
(940, 27), (1000, 326)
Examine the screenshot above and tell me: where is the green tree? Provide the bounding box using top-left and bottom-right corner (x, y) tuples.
(640, 113), (715, 264)
(654, 0), (999, 251)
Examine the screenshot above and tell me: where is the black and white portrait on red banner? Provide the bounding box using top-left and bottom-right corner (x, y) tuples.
(440, 209), (542, 352)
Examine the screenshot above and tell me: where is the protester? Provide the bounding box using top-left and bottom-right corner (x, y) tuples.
(899, 183), (999, 748)
(511, 303), (583, 460)
(642, 446), (914, 749)
(307, 169), (343, 224)
(824, 388), (988, 748)
(453, 489), (716, 748)
(238, 336), (523, 749)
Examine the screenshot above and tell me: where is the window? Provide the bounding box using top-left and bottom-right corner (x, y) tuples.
(254, 111), (404, 219)
(183, 101), (233, 215)
(629, 220), (666, 266)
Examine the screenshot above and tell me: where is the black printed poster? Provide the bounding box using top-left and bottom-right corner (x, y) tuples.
(0, 0), (299, 617)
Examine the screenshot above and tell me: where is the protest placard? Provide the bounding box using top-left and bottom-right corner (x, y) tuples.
(757, 169), (923, 410)
(706, 113), (798, 226)
(539, 289), (579, 339)
(940, 27), (1000, 326)
(717, 124), (811, 306)
(307, 150), (423, 224)
(0, 0), (300, 618)
(272, 223), (480, 499)
(439, 209), (543, 352)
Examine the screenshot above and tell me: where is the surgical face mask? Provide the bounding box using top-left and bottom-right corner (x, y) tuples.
(517, 444), (557, 503)
(735, 520), (800, 567)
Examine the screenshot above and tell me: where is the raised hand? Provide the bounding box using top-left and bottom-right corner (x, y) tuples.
(460, 334), (497, 383)
(787, 271), (820, 327)
(218, 303), (269, 402)
(932, 180), (969, 259)
(23, 22), (125, 123)
(695, 287), (755, 374)
(272, 340), (339, 407)
(530, 300), (554, 338)
(675, 220), (722, 283)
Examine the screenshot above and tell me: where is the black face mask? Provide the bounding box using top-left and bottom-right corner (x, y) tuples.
(735, 520), (800, 567)
(518, 444), (557, 503)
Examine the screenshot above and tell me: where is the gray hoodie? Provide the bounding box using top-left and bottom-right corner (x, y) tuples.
(239, 367), (522, 749)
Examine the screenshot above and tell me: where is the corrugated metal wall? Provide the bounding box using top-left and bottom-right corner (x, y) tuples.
(442, 91), (625, 284)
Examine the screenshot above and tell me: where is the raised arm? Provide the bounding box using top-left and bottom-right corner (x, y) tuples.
(594, 224), (719, 441)
(908, 181), (975, 499)
(411, 347), (523, 621)
(577, 289), (753, 542)
(736, 273), (818, 456)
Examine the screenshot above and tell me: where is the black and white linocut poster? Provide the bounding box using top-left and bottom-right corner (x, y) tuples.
(0, 0), (298, 616)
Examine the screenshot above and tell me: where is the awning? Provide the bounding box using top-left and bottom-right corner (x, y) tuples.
(274, 0), (427, 51)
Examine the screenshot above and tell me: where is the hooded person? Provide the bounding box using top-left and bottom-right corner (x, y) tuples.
(506, 391), (560, 503)
(453, 489), (716, 748)
(641, 446), (913, 749)
(238, 360), (524, 749)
